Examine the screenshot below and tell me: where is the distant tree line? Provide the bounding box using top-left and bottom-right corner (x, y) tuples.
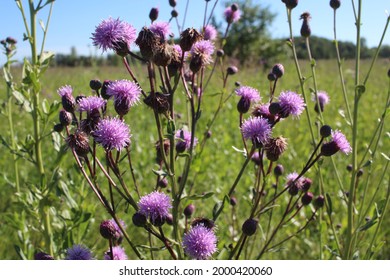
(50, 0), (389, 67)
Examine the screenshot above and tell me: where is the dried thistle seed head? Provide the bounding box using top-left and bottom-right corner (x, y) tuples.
(242, 218), (258, 236)
(153, 43), (174, 67)
(135, 27), (160, 61)
(180, 28), (203, 52)
(66, 130), (90, 157)
(265, 136), (288, 161)
(330, 0), (341, 9)
(143, 92), (170, 114)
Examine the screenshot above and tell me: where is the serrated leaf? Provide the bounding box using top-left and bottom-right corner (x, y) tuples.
(181, 192), (214, 201)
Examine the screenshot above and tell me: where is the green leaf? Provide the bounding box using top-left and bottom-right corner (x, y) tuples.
(39, 19), (46, 32)
(181, 192), (214, 201)
(14, 245), (27, 260)
(42, 99), (49, 115)
(39, 51), (55, 73)
(52, 131), (62, 152)
(152, 169), (168, 177)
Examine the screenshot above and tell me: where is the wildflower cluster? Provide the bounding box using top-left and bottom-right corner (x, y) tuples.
(52, 1), (354, 261)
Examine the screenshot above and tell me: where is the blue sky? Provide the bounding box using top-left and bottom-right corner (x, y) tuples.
(1, 0), (389, 65)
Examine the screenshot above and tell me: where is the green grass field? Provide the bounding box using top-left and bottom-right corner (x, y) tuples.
(0, 57), (389, 260)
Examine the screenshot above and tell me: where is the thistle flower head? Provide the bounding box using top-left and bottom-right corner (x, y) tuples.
(104, 246), (128, 260)
(190, 39), (215, 67)
(278, 91), (306, 118)
(65, 244), (93, 260)
(107, 79), (141, 115)
(202, 25), (218, 41)
(57, 85), (73, 98)
(150, 21), (171, 41)
(313, 91), (330, 113)
(236, 86), (261, 103)
(180, 27), (203, 52)
(175, 129), (198, 152)
(138, 191), (172, 225)
(182, 224), (217, 260)
(321, 130), (352, 156)
(241, 116), (272, 146)
(78, 96), (106, 113)
(224, 4), (241, 24)
(91, 17), (137, 55)
(93, 117), (131, 151)
(286, 172), (305, 195)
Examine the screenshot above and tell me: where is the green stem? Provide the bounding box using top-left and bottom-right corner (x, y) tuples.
(345, 0), (362, 260)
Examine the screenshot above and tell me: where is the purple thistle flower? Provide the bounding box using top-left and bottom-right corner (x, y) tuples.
(138, 191), (172, 224)
(57, 85), (73, 97)
(236, 86), (261, 103)
(321, 130), (352, 156)
(93, 117), (131, 151)
(175, 129), (198, 152)
(224, 5), (241, 24)
(78, 96), (106, 113)
(182, 225), (217, 260)
(91, 17), (137, 55)
(107, 79), (141, 115)
(104, 246), (128, 260)
(106, 218), (126, 240)
(312, 91), (330, 113)
(202, 25), (218, 41)
(241, 116), (272, 146)
(150, 21), (171, 41)
(190, 39), (215, 66)
(65, 244), (93, 260)
(278, 91), (306, 118)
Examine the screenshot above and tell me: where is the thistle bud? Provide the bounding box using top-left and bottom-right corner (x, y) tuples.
(34, 252), (54, 260)
(242, 218), (258, 236)
(301, 178), (312, 192)
(149, 7), (159, 22)
(132, 212), (147, 227)
(89, 79), (102, 91)
(269, 102), (281, 115)
(216, 49), (224, 57)
(6, 37), (17, 45)
(320, 125), (332, 138)
(100, 80), (112, 100)
(271, 63), (284, 78)
(184, 204), (196, 217)
(314, 195), (325, 209)
(158, 177), (169, 188)
(267, 72), (277, 81)
(59, 109), (73, 126)
(61, 94), (76, 113)
(230, 196), (237, 206)
(237, 96), (251, 114)
(171, 9), (179, 18)
(300, 12), (312, 38)
(169, 0), (177, 7)
(166, 214), (173, 225)
(53, 123), (64, 133)
(227, 66), (238, 75)
(357, 169), (364, 177)
(100, 220), (117, 240)
(330, 0), (341, 9)
(346, 164), (353, 172)
(274, 164), (284, 177)
(282, 0), (298, 10)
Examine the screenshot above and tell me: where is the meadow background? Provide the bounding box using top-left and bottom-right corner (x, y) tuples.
(0, 0), (389, 260)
